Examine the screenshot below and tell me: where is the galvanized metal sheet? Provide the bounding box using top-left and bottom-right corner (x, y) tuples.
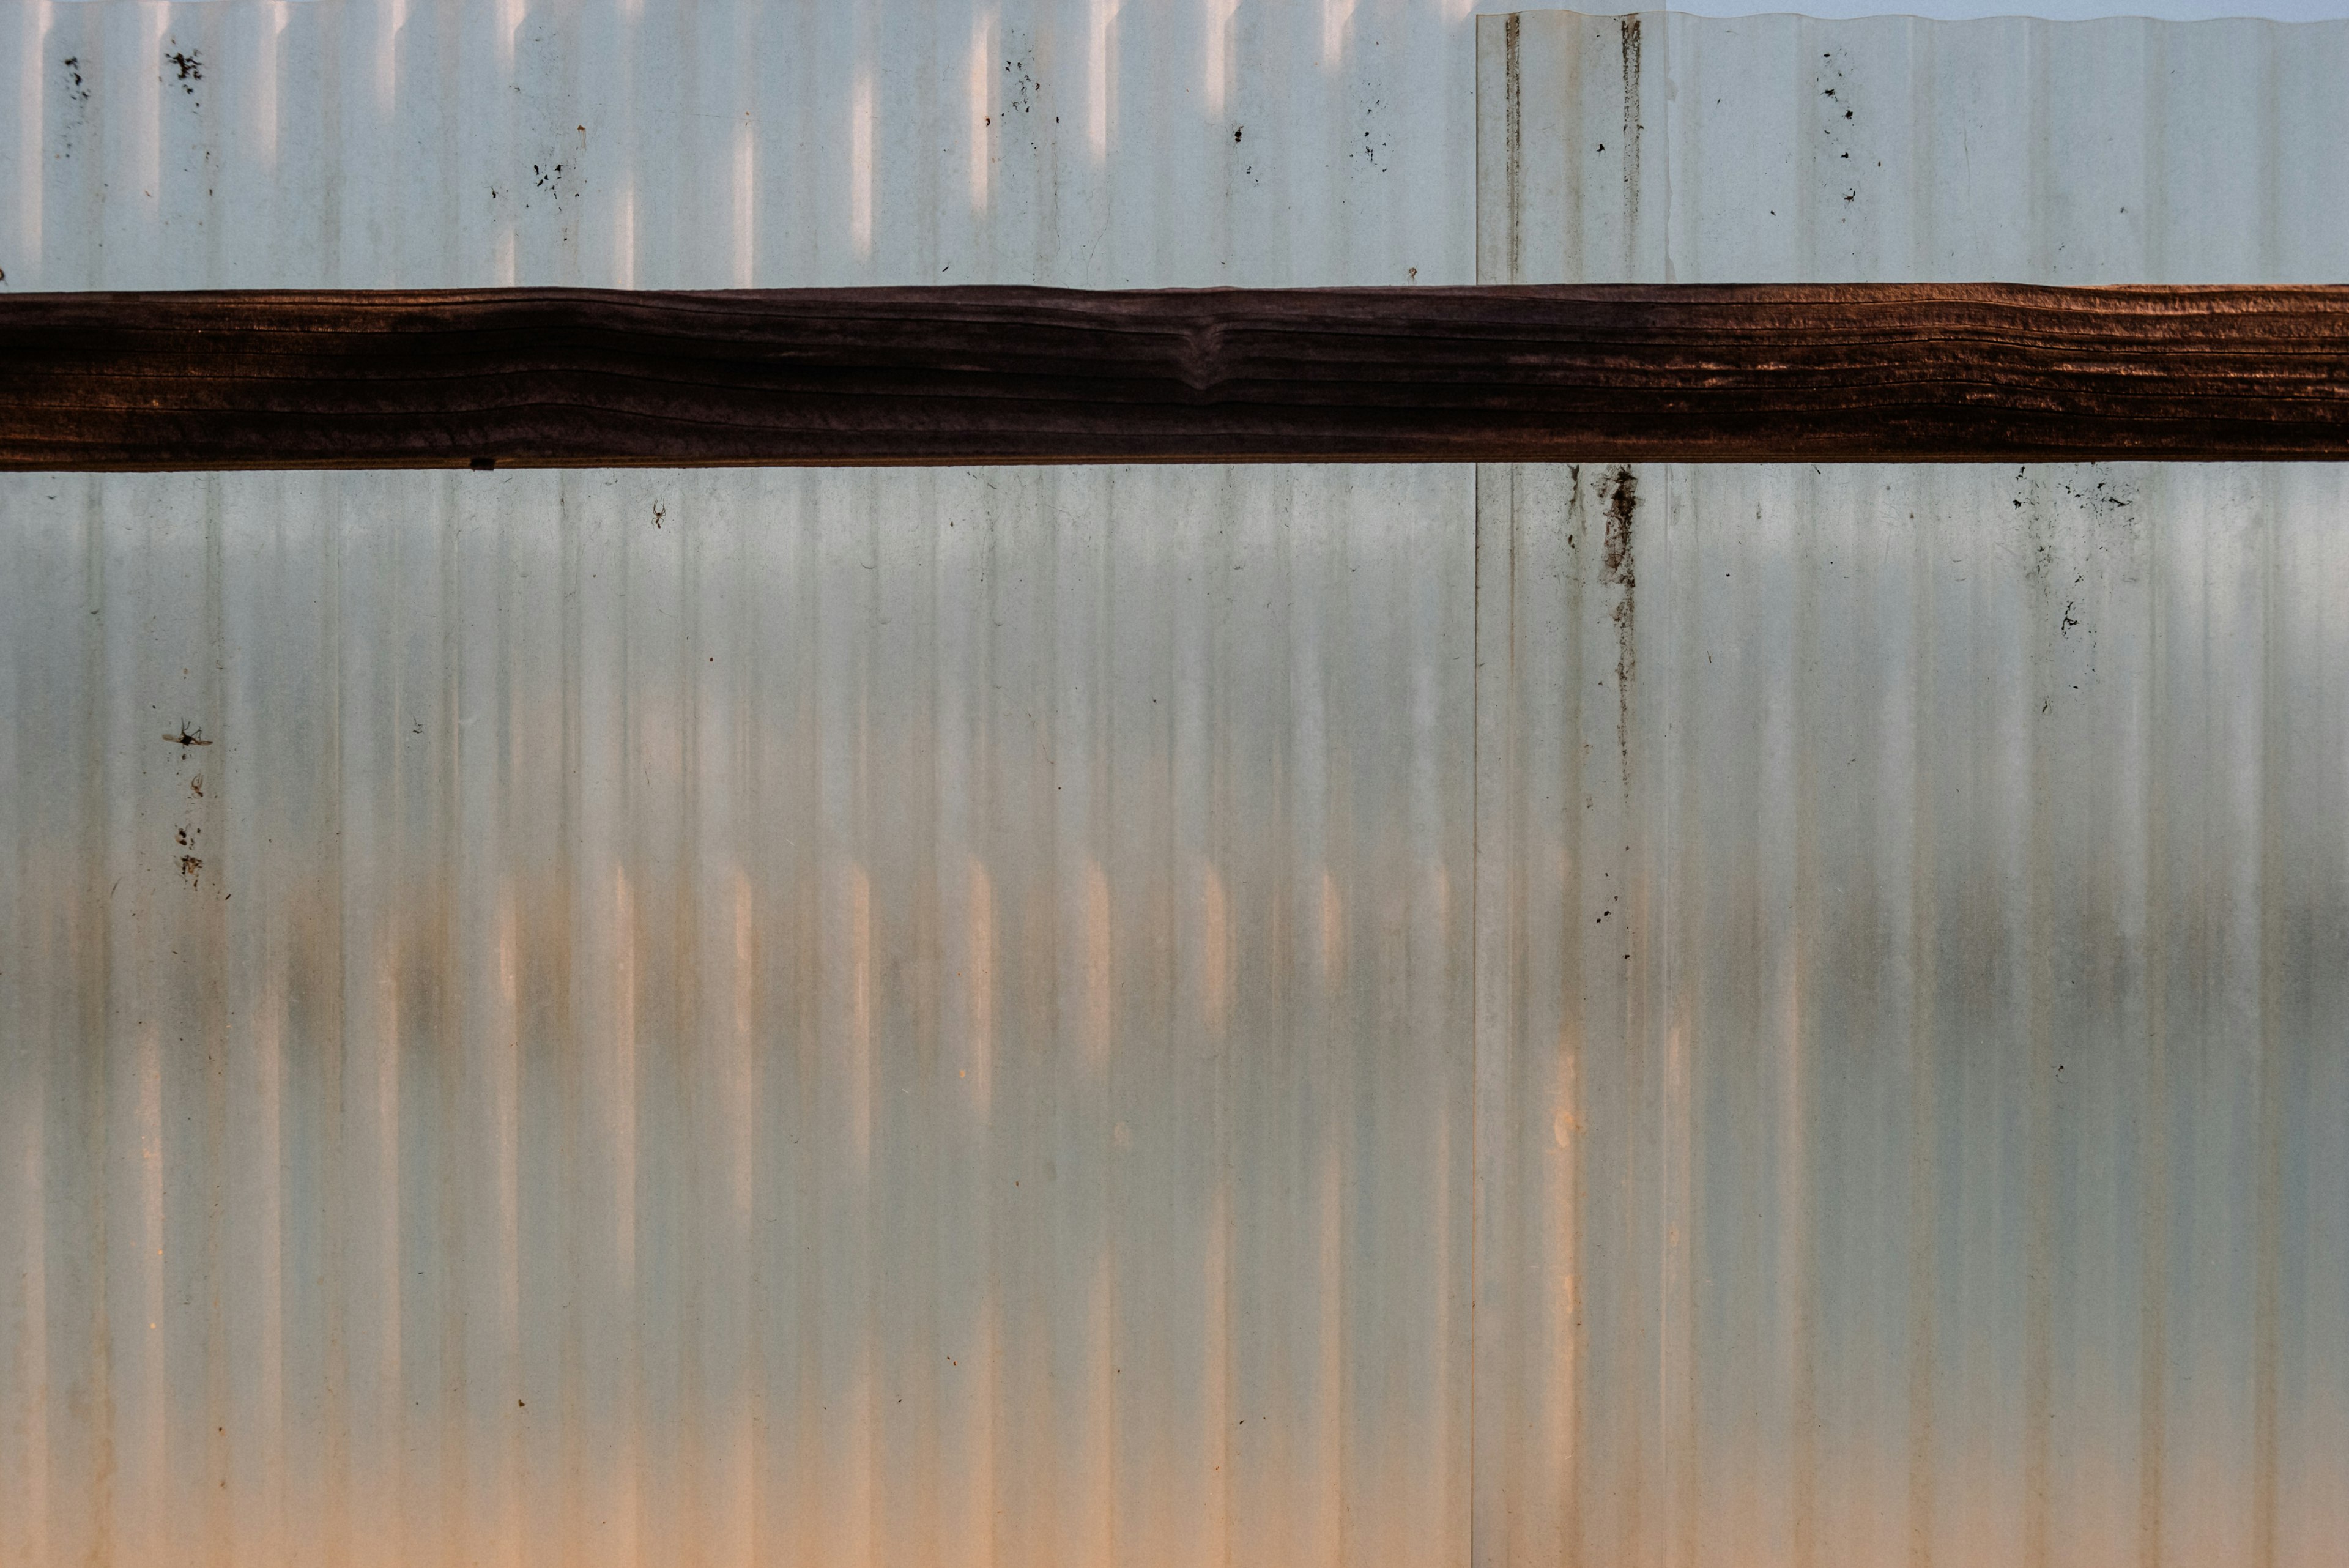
(0, 2), (1479, 1564)
(1475, 13), (2349, 1568)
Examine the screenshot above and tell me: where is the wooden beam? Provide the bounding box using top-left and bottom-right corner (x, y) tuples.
(6, 284), (2349, 470)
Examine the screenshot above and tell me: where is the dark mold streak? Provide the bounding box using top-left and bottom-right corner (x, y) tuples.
(1503, 13), (1522, 281)
(1603, 465), (1636, 772)
(1619, 17), (1641, 242)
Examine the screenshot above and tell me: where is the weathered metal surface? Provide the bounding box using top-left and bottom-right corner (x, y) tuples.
(0, 1), (1477, 1565)
(2, 463), (1475, 1568)
(1475, 13), (2349, 1568)
(9, 5), (2349, 1566)
(17, 283), (2349, 470)
(0, 0), (1470, 294)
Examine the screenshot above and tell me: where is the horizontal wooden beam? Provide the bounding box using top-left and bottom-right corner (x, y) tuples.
(6, 284), (2349, 469)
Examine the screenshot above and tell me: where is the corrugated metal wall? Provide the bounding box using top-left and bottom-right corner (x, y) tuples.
(1475, 13), (2348, 1568)
(1, 464), (1475, 1568)
(0, 2), (1478, 1565)
(6, 7), (2348, 1567)
(2, 0), (1474, 290)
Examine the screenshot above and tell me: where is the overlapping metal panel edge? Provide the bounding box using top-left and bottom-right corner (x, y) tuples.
(1474, 13), (2348, 1568)
(0, 3), (1481, 1565)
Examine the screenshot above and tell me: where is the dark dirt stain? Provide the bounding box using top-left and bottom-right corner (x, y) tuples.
(1819, 52), (1858, 203)
(1002, 59), (1042, 116)
(1619, 17), (1641, 236)
(56, 56), (90, 158)
(1601, 466), (1636, 588)
(179, 855), (203, 888)
(164, 47), (202, 98)
(516, 154), (584, 240)
(1601, 466), (1637, 773)
(1352, 97), (1390, 171)
(1502, 14), (1521, 280)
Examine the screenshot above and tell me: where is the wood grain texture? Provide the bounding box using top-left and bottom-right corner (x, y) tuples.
(6, 284), (2349, 469)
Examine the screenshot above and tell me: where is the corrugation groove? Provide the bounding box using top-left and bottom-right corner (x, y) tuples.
(1474, 13), (2349, 1568)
